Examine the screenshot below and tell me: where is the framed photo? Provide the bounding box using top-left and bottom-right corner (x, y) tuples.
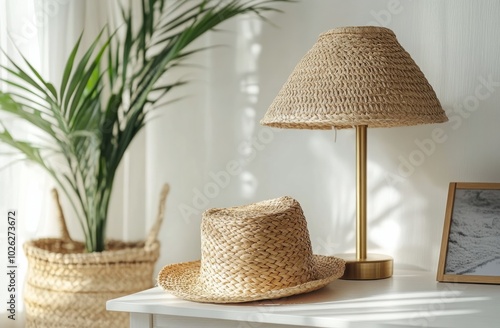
(437, 182), (500, 284)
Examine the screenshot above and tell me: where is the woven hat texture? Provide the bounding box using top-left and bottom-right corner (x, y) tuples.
(157, 196), (345, 303)
(261, 26), (448, 129)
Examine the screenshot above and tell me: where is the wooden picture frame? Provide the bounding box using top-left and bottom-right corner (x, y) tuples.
(437, 182), (500, 284)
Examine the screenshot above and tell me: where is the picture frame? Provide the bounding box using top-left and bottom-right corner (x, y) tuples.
(437, 182), (500, 284)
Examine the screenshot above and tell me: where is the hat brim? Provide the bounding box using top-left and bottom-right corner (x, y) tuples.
(157, 255), (345, 303)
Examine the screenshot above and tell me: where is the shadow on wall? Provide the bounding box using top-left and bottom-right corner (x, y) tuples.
(151, 0), (500, 275)
(251, 0), (500, 271)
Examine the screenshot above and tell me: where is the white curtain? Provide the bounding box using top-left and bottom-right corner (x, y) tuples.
(0, 1), (123, 325)
(0, 1), (50, 325)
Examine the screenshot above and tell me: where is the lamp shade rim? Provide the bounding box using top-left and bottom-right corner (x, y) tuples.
(260, 114), (449, 130)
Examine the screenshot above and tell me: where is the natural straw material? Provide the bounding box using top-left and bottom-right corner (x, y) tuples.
(261, 26), (448, 129)
(23, 184), (170, 328)
(157, 196), (345, 303)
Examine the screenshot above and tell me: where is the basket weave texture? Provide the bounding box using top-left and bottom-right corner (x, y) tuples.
(261, 26), (448, 129)
(158, 196), (345, 303)
(23, 184), (169, 328)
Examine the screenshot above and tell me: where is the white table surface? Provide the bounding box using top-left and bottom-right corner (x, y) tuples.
(107, 270), (500, 328)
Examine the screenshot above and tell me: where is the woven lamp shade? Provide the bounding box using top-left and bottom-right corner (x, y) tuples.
(261, 26), (448, 129)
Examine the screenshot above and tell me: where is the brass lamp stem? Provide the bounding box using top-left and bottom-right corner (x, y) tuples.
(337, 125), (393, 280)
(356, 125), (367, 261)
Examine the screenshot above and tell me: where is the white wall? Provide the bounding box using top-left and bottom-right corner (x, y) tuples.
(141, 0), (500, 274)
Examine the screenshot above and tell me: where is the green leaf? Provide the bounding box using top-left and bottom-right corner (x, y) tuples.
(0, 125), (45, 165)
(60, 33), (84, 101)
(0, 60), (57, 107)
(17, 51), (58, 101)
(0, 0), (294, 253)
(63, 28), (107, 114)
(0, 92), (58, 138)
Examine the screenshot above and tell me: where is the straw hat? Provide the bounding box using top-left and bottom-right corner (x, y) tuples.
(157, 196), (345, 303)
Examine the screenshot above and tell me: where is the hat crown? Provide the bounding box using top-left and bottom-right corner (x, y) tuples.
(200, 196), (315, 296)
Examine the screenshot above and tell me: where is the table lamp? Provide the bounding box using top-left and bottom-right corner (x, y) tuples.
(260, 26), (448, 280)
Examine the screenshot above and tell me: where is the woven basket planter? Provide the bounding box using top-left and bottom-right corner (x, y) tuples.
(23, 185), (169, 328)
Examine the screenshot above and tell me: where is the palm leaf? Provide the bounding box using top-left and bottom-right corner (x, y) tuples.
(0, 53), (57, 106)
(63, 28), (107, 114)
(0, 93), (58, 138)
(60, 34), (84, 101)
(0, 0), (294, 252)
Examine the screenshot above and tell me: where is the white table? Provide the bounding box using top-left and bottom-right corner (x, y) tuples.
(107, 270), (500, 328)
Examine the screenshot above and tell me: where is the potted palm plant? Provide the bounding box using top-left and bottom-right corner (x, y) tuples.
(0, 0), (291, 327)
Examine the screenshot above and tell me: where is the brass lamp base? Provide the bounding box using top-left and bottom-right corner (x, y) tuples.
(336, 253), (393, 280)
